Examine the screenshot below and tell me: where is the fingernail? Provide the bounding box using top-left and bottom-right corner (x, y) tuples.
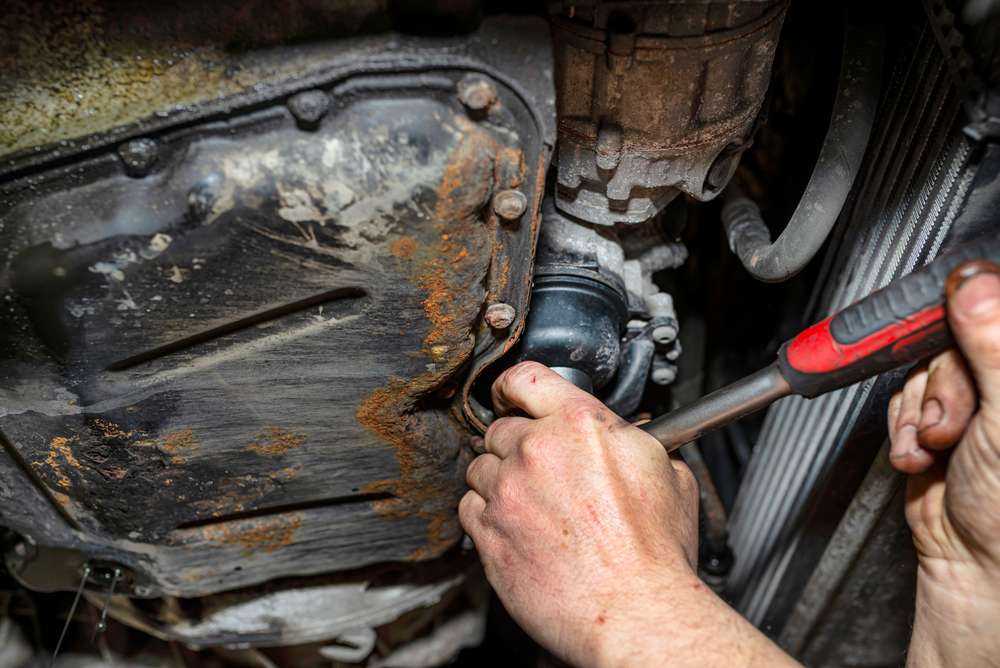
(889, 447), (922, 460)
(954, 272), (1000, 319)
(919, 398), (943, 431)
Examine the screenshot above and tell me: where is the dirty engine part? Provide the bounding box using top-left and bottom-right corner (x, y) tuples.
(551, 0), (789, 224)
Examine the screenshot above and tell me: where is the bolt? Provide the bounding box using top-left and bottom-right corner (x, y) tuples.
(651, 363), (677, 385)
(492, 190), (528, 222)
(287, 90), (330, 126)
(485, 303), (516, 329)
(458, 75), (497, 113)
(652, 324), (677, 345)
(117, 138), (158, 177)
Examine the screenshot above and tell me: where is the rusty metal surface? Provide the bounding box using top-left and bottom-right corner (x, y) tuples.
(552, 0), (787, 224)
(0, 0), (389, 158)
(0, 16), (554, 598)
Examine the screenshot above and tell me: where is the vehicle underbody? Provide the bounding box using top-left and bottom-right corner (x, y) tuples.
(1, 0), (999, 666)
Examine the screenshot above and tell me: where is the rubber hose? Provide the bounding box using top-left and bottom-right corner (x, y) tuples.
(721, 5), (883, 283)
(603, 337), (655, 417)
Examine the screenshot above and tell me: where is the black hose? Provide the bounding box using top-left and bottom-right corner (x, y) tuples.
(721, 5), (883, 283)
(603, 337), (654, 417)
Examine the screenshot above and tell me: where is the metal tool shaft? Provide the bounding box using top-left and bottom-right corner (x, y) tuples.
(641, 362), (792, 452)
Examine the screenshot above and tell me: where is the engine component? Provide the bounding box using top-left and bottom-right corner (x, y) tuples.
(516, 274), (628, 393)
(726, 11), (986, 647)
(551, 0), (788, 225)
(721, 3), (883, 282)
(504, 199), (685, 410)
(0, 16), (554, 604)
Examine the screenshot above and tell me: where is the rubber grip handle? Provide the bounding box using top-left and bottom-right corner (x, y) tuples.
(778, 230), (1000, 398)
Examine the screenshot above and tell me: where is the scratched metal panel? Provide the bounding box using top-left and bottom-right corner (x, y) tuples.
(0, 18), (555, 597)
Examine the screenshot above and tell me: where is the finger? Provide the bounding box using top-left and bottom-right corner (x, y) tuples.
(483, 415), (534, 460)
(492, 361), (592, 419)
(889, 363), (937, 474)
(888, 387), (903, 443)
(466, 453), (503, 500)
(946, 262), (1000, 412)
(458, 489), (486, 539)
(918, 348), (977, 450)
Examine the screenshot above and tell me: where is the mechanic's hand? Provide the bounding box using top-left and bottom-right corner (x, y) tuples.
(888, 262), (1000, 668)
(460, 362), (800, 668)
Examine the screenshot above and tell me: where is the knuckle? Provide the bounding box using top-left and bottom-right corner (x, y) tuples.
(517, 432), (553, 467)
(483, 416), (510, 446)
(465, 455), (485, 483)
(492, 475), (525, 513)
(458, 490), (479, 520)
(501, 360), (544, 391)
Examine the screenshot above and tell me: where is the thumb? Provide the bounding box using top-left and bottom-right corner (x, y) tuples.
(946, 261), (1000, 412)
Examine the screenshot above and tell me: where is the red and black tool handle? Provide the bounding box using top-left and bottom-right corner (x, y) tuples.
(778, 230), (1000, 399)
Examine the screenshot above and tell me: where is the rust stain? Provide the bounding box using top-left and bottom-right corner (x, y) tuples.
(248, 427), (305, 455)
(462, 150), (549, 433)
(269, 467), (297, 483)
(198, 512), (301, 555)
(101, 466), (128, 479)
(190, 473), (285, 518)
(358, 114), (496, 559)
(156, 430), (199, 454)
(391, 237), (417, 259)
(36, 436), (82, 488)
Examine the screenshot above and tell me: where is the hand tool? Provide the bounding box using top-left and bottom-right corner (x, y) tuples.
(641, 230), (1000, 452)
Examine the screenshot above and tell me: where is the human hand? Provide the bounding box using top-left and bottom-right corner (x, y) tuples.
(460, 361), (799, 668)
(888, 262), (1000, 667)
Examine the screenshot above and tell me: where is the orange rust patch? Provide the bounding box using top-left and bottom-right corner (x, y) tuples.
(248, 427), (305, 455)
(359, 115), (497, 560)
(52, 491), (70, 507)
(37, 436), (82, 488)
(156, 430), (199, 454)
(269, 467), (297, 483)
(102, 466), (128, 480)
(190, 473), (283, 518)
(494, 147), (525, 188)
(391, 237), (417, 259)
(199, 513), (301, 555)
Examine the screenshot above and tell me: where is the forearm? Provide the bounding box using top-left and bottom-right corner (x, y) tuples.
(591, 572), (802, 668)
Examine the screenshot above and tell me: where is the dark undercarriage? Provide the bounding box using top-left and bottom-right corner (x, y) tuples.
(1, 0), (999, 666)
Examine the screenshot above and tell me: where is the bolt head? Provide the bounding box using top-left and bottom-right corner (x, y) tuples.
(458, 76), (497, 112)
(287, 90), (330, 125)
(118, 138), (158, 177)
(652, 325), (678, 345)
(651, 366), (677, 385)
(492, 190), (528, 221)
(485, 303), (516, 329)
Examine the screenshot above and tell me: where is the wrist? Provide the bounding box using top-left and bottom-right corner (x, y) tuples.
(908, 561), (1000, 668)
(590, 568), (799, 668)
